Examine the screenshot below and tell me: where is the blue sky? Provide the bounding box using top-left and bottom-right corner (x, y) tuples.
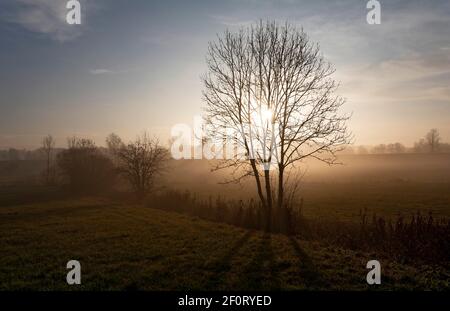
(0, 0), (449, 148)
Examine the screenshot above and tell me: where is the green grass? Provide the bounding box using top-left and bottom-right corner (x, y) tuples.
(1, 198), (448, 290)
(300, 181), (450, 222)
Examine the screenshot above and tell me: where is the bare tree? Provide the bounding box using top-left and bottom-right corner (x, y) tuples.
(426, 129), (440, 153)
(106, 133), (124, 166)
(116, 133), (169, 199)
(42, 135), (55, 185)
(106, 133), (124, 154)
(203, 21), (351, 230)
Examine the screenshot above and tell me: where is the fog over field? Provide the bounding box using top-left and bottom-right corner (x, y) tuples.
(4, 152), (448, 221)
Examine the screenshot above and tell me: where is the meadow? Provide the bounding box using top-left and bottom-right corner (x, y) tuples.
(0, 198), (448, 290)
(0, 153), (449, 290)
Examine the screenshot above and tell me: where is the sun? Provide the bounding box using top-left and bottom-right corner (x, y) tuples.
(251, 105), (273, 126)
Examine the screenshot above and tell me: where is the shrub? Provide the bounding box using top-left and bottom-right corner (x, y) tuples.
(57, 137), (116, 194)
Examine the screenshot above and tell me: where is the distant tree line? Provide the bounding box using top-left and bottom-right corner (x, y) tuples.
(344, 129), (450, 155)
(2, 128), (445, 163)
(0, 147), (63, 161)
(0, 133), (169, 198)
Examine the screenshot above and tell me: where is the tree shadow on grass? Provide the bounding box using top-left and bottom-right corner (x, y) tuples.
(288, 236), (326, 289)
(205, 230), (254, 289)
(239, 233), (282, 290)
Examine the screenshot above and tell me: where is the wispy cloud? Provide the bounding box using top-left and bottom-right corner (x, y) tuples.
(3, 0), (98, 42)
(89, 69), (114, 75)
(338, 52), (450, 108)
(88, 68), (138, 75)
(208, 15), (255, 27)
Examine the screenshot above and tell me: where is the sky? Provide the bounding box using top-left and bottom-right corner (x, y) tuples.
(0, 0), (449, 149)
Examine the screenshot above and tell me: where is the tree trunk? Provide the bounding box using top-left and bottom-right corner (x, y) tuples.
(46, 151), (51, 185)
(277, 164), (284, 209)
(264, 167), (272, 232)
(250, 158), (267, 209)
(277, 164), (285, 232)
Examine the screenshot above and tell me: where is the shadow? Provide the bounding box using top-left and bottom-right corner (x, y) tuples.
(289, 236), (325, 288)
(239, 233), (282, 290)
(205, 230), (253, 289)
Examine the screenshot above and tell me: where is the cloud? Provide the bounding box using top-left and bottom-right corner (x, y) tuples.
(89, 69), (114, 75)
(3, 0), (97, 42)
(89, 68), (138, 75)
(208, 15), (255, 27)
(335, 50), (450, 115)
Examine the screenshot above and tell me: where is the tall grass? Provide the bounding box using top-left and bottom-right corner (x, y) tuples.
(147, 190), (450, 265)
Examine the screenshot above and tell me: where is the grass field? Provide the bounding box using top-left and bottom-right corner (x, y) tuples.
(299, 181), (450, 221)
(1, 154), (449, 290)
(1, 198), (448, 290)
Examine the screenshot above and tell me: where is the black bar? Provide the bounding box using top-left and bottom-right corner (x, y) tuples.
(1, 291), (448, 310)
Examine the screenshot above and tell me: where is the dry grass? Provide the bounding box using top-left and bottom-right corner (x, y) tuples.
(0, 198), (448, 290)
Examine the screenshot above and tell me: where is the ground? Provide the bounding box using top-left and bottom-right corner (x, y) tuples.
(1, 198), (448, 290)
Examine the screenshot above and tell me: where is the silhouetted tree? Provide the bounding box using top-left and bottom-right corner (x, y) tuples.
(106, 133), (124, 154)
(387, 143), (406, 153)
(203, 21), (351, 231)
(41, 135), (55, 185)
(372, 144), (386, 154)
(106, 133), (124, 166)
(426, 129), (440, 153)
(116, 133), (168, 199)
(372, 143), (405, 154)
